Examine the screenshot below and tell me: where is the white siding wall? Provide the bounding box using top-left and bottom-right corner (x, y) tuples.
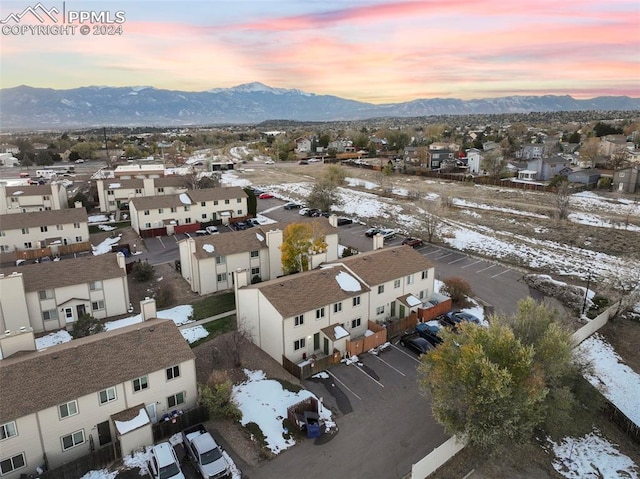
(0, 414), (45, 479)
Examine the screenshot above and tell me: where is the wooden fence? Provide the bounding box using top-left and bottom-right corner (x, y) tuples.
(385, 312), (419, 339)
(346, 321), (388, 356)
(38, 443), (118, 479)
(282, 350), (342, 380)
(418, 299), (452, 322)
(286, 396), (319, 431)
(152, 405), (209, 443)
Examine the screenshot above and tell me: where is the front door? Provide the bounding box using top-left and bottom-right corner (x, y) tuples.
(64, 307), (74, 323)
(97, 420), (112, 446)
(323, 337), (329, 356)
(313, 333), (320, 351)
(76, 304), (86, 317)
(146, 403), (158, 424)
(399, 304), (405, 319)
(390, 301), (396, 318)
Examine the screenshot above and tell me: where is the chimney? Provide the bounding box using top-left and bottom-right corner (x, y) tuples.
(140, 297), (157, 321)
(0, 326), (36, 358)
(74, 201), (83, 208)
(373, 233), (384, 250)
(116, 251), (126, 270)
(234, 268), (250, 290)
(266, 229), (284, 278)
(328, 214), (338, 228)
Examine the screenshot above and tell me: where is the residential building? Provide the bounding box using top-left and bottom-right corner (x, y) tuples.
(520, 157), (572, 181)
(113, 164), (165, 179)
(566, 169), (601, 186)
(0, 207), (90, 258)
(612, 166), (640, 193)
(520, 144), (545, 160)
(96, 177), (189, 213)
(599, 135), (630, 158)
(0, 182), (68, 215)
(0, 253), (130, 333)
(294, 138), (312, 154)
(427, 149), (455, 170)
(234, 245), (435, 365)
(129, 187), (248, 237)
(0, 144), (20, 155)
(179, 216), (339, 295)
(0, 153), (19, 167)
(466, 148), (483, 174)
(0, 314), (197, 478)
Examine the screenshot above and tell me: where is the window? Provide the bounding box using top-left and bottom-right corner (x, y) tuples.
(316, 307), (325, 319)
(157, 187), (164, 193)
(422, 270), (429, 280)
(10, 197), (18, 203)
(158, 208), (163, 214)
(619, 172), (626, 178)
(23, 242), (32, 249)
(394, 279), (401, 289)
(184, 206), (190, 212)
(351, 318), (361, 329)
(145, 223), (151, 228)
(237, 198), (242, 203)
(200, 201), (206, 207)
(144, 210), (150, 216)
(56, 224), (63, 230)
(378, 285), (385, 294)
(61, 430), (85, 450)
(167, 392), (185, 408)
(215, 256), (226, 265)
(237, 209), (242, 214)
(294, 338), (306, 350)
(250, 250), (259, 258)
(185, 217), (191, 223)
(38, 289), (54, 300)
(133, 376), (148, 392)
(0, 231), (4, 236)
(333, 302), (342, 313)
(92, 300), (105, 311)
(21, 227), (29, 234)
(224, 199), (230, 204)
(89, 280), (102, 291)
(214, 200), (218, 206)
(170, 207), (176, 213)
(107, 190), (114, 195)
(74, 222), (81, 229)
(40, 226), (48, 232)
(251, 267), (260, 275)
(352, 296), (361, 307)
(75, 236), (83, 242)
(216, 273), (227, 282)
(99, 387), (116, 405)
(43, 195), (50, 200)
(376, 306), (385, 315)
(0, 421), (17, 440)
(59, 400), (78, 418)
(135, 189), (142, 194)
(0, 453), (25, 474)
(294, 314), (304, 327)
(419, 290), (427, 299)
(43, 309), (58, 321)
(166, 365), (180, 380)
(0, 246), (7, 253)
(407, 274), (414, 285)
(201, 214), (207, 219)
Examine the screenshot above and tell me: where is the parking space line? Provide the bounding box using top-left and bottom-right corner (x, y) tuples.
(391, 344), (421, 363)
(476, 264), (495, 273)
(461, 260), (482, 269)
(173, 235), (180, 243)
(372, 355), (406, 376)
(448, 256), (467, 264)
(354, 364), (385, 387)
(326, 371), (362, 400)
(423, 249), (441, 256)
(490, 269), (510, 278)
(157, 237), (165, 249)
(435, 252), (453, 260)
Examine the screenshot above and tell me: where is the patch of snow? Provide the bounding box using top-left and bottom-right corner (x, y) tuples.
(453, 198), (548, 218)
(98, 224), (116, 231)
(406, 295), (422, 307)
(92, 234), (121, 255)
(105, 305), (194, 331)
(334, 325), (349, 339)
(179, 193), (192, 204)
(569, 212), (640, 231)
(12, 190), (24, 195)
(35, 330), (73, 350)
(88, 214), (109, 223)
(80, 469), (117, 479)
(312, 372), (329, 379)
(114, 408), (149, 435)
(202, 244), (214, 253)
(364, 329), (374, 337)
(181, 325), (209, 343)
(335, 271), (361, 292)
(256, 233), (265, 242)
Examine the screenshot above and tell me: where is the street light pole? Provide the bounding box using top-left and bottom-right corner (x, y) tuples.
(581, 269), (592, 317)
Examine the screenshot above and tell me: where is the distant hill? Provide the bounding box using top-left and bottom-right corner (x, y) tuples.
(1, 82), (639, 129)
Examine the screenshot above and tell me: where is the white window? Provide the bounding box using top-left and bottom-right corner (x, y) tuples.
(99, 387), (116, 405)
(184, 206), (190, 212)
(170, 207), (176, 213)
(21, 228), (29, 234)
(294, 338), (306, 350)
(89, 280), (102, 291)
(0, 421), (17, 440)
(40, 226), (48, 232)
(250, 250), (259, 258)
(133, 376), (148, 392)
(43, 309), (58, 321)
(158, 187), (164, 193)
(251, 267), (260, 275)
(59, 400), (78, 419)
(237, 209), (242, 214)
(214, 200), (218, 206)
(158, 208), (163, 214)
(166, 365), (180, 380)
(201, 214), (207, 219)
(92, 300), (105, 311)
(107, 190), (114, 195)
(201, 201), (206, 207)
(422, 270), (429, 280)
(351, 318), (361, 328)
(75, 236), (83, 242)
(0, 231), (4, 236)
(38, 289), (54, 300)
(376, 305), (385, 315)
(217, 273), (227, 282)
(74, 222), (80, 228)
(135, 189), (142, 194)
(407, 275), (414, 285)
(144, 210), (150, 216)
(394, 279), (401, 289)
(23, 241), (32, 249)
(185, 217), (192, 223)
(145, 223), (151, 228)
(352, 296), (361, 307)
(56, 224), (63, 230)
(378, 285), (384, 294)
(0, 246), (7, 253)
(0, 453), (25, 474)
(167, 392), (185, 408)
(294, 314), (304, 327)
(237, 198), (242, 203)
(224, 199), (230, 204)
(61, 430), (85, 450)
(216, 256), (226, 265)
(316, 307), (325, 319)
(333, 302), (342, 313)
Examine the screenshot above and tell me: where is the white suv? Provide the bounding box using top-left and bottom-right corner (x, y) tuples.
(148, 442), (185, 479)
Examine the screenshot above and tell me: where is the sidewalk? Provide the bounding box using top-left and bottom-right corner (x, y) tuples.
(178, 310), (237, 329)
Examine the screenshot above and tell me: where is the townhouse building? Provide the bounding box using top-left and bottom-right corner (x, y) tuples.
(234, 245), (435, 365)
(465, 148), (483, 174)
(0, 207), (90, 259)
(0, 253), (130, 333)
(0, 182), (68, 215)
(129, 187), (248, 237)
(179, 216), (339, 295)
(96, 177), (190, 213)
(0, 314), (197, 479)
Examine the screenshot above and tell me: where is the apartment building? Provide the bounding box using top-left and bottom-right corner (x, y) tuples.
(0, 182), (68, 215)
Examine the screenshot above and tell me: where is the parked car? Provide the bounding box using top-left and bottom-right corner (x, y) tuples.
(247, 218), (261, 227)
(298, 160), (308, 165)
(233, 222), (247, 230)
(205, 225), (219, 235)
(147, 442), (185, 479)
(365, 227), (381, 237)
(379, 228), (397, 240)
(299, 207), (310, 216)
(251, 187), (264, 195)
(402, 237), (424, 248)
(264, 159), (275, 165)
(182, 424), (232, 479)
(337, 217), (353, 226)
(195, 230), (208, 236)
(74, 159), (85, 164)
(284, 202), (302, 210)
(415, 320), (444, 346)
(399, 333), (435, 356)
(442, 310), (482, 328)
(308, 208), (322, 217)
(258, 192), (273, 199)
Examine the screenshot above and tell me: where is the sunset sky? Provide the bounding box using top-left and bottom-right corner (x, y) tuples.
(1, 0), (638, 103)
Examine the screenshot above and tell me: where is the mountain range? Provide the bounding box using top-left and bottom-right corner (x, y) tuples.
(1, 82), (639, 129)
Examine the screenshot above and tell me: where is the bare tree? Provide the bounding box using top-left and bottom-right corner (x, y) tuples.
(577, 137), (599, 168)
(481, 148), (507, 177)
(601, 270), (640, 320)
(556, 182), (570, 220)
(414, 202), (443, 243)
(220, 317), (254, 368)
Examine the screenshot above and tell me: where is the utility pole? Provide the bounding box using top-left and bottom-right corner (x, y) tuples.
(103, 127), (111, 168)
(581, 269), (592, 317)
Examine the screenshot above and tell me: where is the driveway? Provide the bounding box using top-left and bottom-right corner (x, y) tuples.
(245, 347), (448, 479)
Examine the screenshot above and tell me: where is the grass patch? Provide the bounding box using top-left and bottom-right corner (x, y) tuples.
(244, 422), (267, 451)
(273, 377), (303, 394)
(189, 315), (236, 348)
(190, 292), (235, 320)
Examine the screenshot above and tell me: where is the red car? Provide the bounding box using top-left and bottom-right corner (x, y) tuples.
(402, 237), (424, 248)
(258, 192), (273, 199)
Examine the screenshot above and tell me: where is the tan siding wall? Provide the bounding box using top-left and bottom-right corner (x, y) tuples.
(0, 414), (44, 479)
(0, 273), (30, 332)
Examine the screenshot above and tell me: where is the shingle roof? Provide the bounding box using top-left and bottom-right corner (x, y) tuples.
(333, 245), (434, 286)
(0, 319), (194, 423)
(3, 184), (54, 196)
(0, 253), (125, 291)
(0, 208), (87, 230)
(252, 266), (370, 318)
(100, 177), (189, 190)
(130, 187), (247, 211)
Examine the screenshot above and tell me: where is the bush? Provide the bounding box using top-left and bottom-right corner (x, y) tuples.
(131, 261), (154, 282)
(200, 372), (242, 421)
(154, 285), (174, 308)
(441, 276), (473, 303)
(71, 314), (105, 339)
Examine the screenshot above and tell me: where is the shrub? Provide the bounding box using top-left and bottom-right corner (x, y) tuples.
(199, 371), (242, 421)
(441, 276), (473, 303)
(154, 285), (174, 308)
(71, 314), (105, 339)
(131, 261), (154, 282)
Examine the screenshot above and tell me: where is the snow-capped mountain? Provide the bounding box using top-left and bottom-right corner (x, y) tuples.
(1, 83), (638, 129)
